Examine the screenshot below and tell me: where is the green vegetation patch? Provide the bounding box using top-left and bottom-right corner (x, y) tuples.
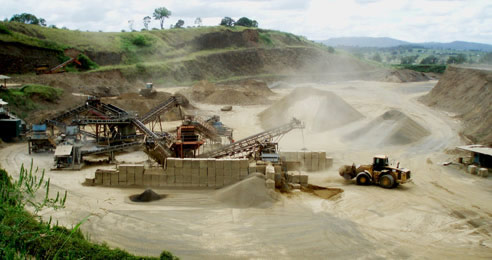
(0, 166), (177, 259)
(0, 23), (12, 35)
(392, 64), (447, 74)
(0, 84), (63, 116)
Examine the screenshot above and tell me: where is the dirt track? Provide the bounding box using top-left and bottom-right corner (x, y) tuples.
(1, 80), (491, 259)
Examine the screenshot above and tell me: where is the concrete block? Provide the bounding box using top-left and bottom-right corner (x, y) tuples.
(266, 165), (275, 174)
(207, 159), (217, 169)
(175, 167), (183, 176)
(183, 175), (192, 184)
(183, 159), (192, 169)
(151, 174), (159, 186)
(468, 165), (477, 175)
(215, 167), (224, 176)
(239, 159), (249, 169)
(175, 158), (183, 168)
(215, 175), (224, 187)
(165, 167), (175, 176)
(256, 165), (266, 174)
(300, 175), (309, 185)
(291, 183), (301, 189)
(216, 159), (224, 169)
(304, 152), (312, 160)
(305, 158), (312, 171)
(103, 171), (111, 186)
(285, 161), (301, 171)
(326, 157), (333, 169)
(95, 170), (103, 185)
(266, 179), (275, 190)
(119, 165), (128, 175)
(231, 168), (240, 178)
(192, 168), (199, 176)
(127, 167), (135, 185)
(166, 158), (175, 168)
(223, 159), (231, 170)
(312, 152), (319, 160)
(240, 168), (248, 177)
(297, 151), (305, 163)
(175, 175), (184, 184)
(192, 174), (199, 184)
(311, 158), (319, 172)
(135, 165), (144, 176)
(248, 166), (257, 174)
(192, 159), (200, 169)
(135, 168), (143, 185)
(266, 171), (275, 180)
(182, 168), (192, 176)
(199, 176), (208, 185)
(231, 159), (240, 170)
(199, 158), (208, 168)
(319, 155), (326, 170)
(223, 168), (232, 177)
(199, 168), (208, 177)
(159, 175), (167, 186)
(118, 170), (127, 184)
(144, 174), (152, 186)
(167, 175), (175, 184)
(478, 168), (488, 177)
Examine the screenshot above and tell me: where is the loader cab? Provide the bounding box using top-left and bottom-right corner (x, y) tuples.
(373, 155), (389, 171)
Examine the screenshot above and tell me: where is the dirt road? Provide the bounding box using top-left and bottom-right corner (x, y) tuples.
(1, 80), (491, 259)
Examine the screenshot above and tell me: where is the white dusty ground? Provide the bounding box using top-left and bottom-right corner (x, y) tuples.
(1, 80), (492, 259)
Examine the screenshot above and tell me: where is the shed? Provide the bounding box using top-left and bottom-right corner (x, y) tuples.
(457, 145), (492, 168)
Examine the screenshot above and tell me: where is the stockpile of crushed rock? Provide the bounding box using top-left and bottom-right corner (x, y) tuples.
(259, 87), (364, 132)
(179, 80), (274, 105)
(345, 109), (430, 146)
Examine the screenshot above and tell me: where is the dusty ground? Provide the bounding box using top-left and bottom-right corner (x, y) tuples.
(1, 80), (492, 259)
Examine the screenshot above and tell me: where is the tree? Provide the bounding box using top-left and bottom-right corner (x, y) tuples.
(143, 16), (151, 30)
(220, 17), (235, 27)
(128, 20), (134, 31)
(153, 7), (172, 29)
(479, 52), (492, 64)
(400, 55), (419, 65)
(447, 54), (467, 64)
(194, 17), (202, 27)
(371, 53), (382, 63)
(9, 13), (45, 25)
(235, 17), (258, 27)
(420, 55), (438, 64)
(174, 19), (184, 29)
(327, 46), (335, 53)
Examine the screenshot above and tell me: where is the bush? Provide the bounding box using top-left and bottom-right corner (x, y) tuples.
(76, 53), (99, 70)
(131, 35), (152, 47)
(0, 23), (12, 35)
(20, 84), (64, 101)
(259, 33), (273, 46)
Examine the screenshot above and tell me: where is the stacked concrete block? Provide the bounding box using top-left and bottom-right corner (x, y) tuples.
(159, 174), (167, 187)
(103, 171), (111, 186)
(110, 171), (118, 186)
(266, 179), (275, 190)
(166, 167), (175, 185)
(207, 168), (216, 188)
(135, 165), (144, 185)
(468, 165), (477, 175)
(126, 166), (135, 185)
(118, 166), (127, 185)
(478, 168), (489, 178)
(143, 173), (152, 186)
(95, 170), (103, 185)
(266, 164), (275, 180)
(326, 157), (333, 169)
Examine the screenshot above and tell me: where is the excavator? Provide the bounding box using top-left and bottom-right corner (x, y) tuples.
(339, 155), (411, 189)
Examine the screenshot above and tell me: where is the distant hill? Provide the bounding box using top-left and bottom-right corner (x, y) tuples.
(321, 37), (492, 51)
(321, 37), (409, 48)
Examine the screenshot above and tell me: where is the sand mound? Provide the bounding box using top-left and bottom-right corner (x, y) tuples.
(420, 66), (492, 145)
(213, 173), (277, 208)
(259, 87), (364, 131)
(130, 189), (166, 202)
(179, 80), (273, 105)
(345, 109), (430, 146)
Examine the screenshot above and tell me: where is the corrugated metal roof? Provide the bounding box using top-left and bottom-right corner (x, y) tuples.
(54, 145), (73, 156)
(457, 145), (492, 156)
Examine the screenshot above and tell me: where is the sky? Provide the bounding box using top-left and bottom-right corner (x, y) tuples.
(1, 0), (491, 44)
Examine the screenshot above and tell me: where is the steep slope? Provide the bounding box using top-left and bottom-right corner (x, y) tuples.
(420, 65), (492, 145)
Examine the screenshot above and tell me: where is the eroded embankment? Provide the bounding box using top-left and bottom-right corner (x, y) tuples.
(420, 65), (492, 145)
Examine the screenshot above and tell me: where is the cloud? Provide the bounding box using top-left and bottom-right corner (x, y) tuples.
(0, 0), (491, 44)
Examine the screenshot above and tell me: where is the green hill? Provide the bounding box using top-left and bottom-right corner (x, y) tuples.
(0, 21), (378, 85)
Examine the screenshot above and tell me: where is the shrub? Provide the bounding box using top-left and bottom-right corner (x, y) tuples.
(77, 53), (99, 70)
(0, 23), (11, 35)
(259, 33), (273, 46)
(20, 84), (64, 102)
(131, 34), (151, 47)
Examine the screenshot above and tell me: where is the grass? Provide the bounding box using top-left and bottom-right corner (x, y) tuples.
(0, 84), (63, 118)
(0, 165), (178, 259)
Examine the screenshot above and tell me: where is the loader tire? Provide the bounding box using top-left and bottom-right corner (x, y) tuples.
(356, 173), (371, 186)
(379, 174), (394, 189)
